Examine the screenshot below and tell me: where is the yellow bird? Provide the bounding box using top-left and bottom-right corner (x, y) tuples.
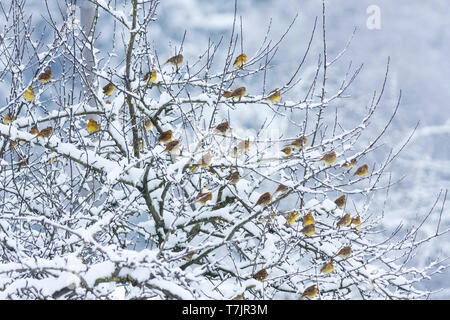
(266, 89), (281, 103)
(158, 130), (173, 143)
(255, 192), (272, 207)
(303, 212), (315, 227)
(233, 53), (246, 68)
(214, 121), (230, 135)
(165, 54), (183, 67)
(24, 87), (35, 102)
(37, 126), (53, 138)
(354, 164), (369, 177)
(196, 192), (212, 206)
(336, 213), (352, 229)
(253, 268), (268, 281)
(281, 147), (292, 156)
(351, 216), (361, 229)
(231, 139), (250, 158)
(285, 211), (299, 225)
(301, 284), (318, 299)
(334, 195), (346, 209)
(38, 68), (52, 83)
(30, 125), (39, 135)
(189, 164), (199, 172)
(163, 140), (180, 154)
(144, 118), (152, 131)
(226, 171), (240, 185)
(274, 184), (289, 195)
(290, 137), (307, 150)
(320, 151), (336, 165)
(3, 112), (15, 124)
(103, 82), (114, 96)
(87, 119), (99, 133)
(232, 293), (245, 300)
(222, 90), (233, 98)
(300, 224), (315, 237)
(335, 246), (352, 259)
(341, 159), (356, 169)
(143, 69), (157, 82)
(198, 152), (212, 168)
(230, 87), (246, 99)
(320, 261), (334, 275)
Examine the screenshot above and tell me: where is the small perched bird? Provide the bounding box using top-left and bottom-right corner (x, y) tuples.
(30, 125), (39, 135)
(144, 118), (152, 131)
(226, 171), (240, 185)
(351, 216), (361, 229)
(303, 212), (315, 227)
(198, 153), (212, 168)
(231, 140), (250, 158)
(253, 268), (268, 281)
(87, 118), (99, 133)
(255, 192), (272, 207)
(334, 195), (346, 209)
(290, 137), (307, 150)
(37, 126), (53, 138)
(266, 89), (281, 103)
(17, 156), (28, 168)
(163, 140), (180, 154)
(335, 246), (352, 259)
(232, 293), (245, 300)
(214, 121), (230, 135)
(196, 192), (212, 206)
(336, 213), (352, 229)
(354, 164), (369, 177)
(341, 159), (357, 169)
(137, 137), (145, 149)
(102, 82), (114, 96)
(230, 87), (246, 99)
(165, 54), (183, 67)
(158, 130), (173, 143)
(222, 90), (233, 98)
(285, 211), (299, 225)
(320, 261), (334, 275)
(3, 112), (15, 124)
(301, 284), (318, 299)
(24, 87), (35, 102)
(274, 184), (289, 195)
(320, 151), (336, 165)
(143, 69), (157, 83)
(281, 147), (292, 156)
(10, 140), (18, 150)
(38, 68), (52, 83)
(300, 224), (315, 237)
(233, 53), (246, 68)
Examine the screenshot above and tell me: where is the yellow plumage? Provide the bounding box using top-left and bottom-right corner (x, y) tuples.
(102, 82), (114, 96)
(253, 268), (268, 281)
(281, 147), (292, 156)
(341, 158), (356, 169)
(233, 53), (246, 68)
(303, 212), (315, 227)
(290, 137), (307, 150)
(320, 151), (336, 165)
(266, 89), (281, 103)
(3, 113), (15, 124)
(24, 87), (35, 102)
(354, 164), (369, 177)
(38, 68), (52, 83)
(300, 224), (315, 237)
(143, 69), (157, 82)
(285, 211), (299, 225)
(301, 285), (318, 299)
(336, 213), (352, 229)
(87, 119), (99, 133)
(320, 262), (334, 275)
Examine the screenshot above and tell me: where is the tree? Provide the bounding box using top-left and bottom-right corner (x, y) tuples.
(0, 0), (447, 299)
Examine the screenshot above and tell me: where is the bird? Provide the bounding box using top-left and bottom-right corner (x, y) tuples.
(335, 246), (352, 259)
(303, 212), (315, 227)
(143, 69), (157, 83)
(196, 192), (212, 206)
(165, 54), (183, 67)
(290, 137), (307, 150)
(301, 284), (318, 299)
(255, 192), (272, 207)
(17, 156), (28, 168)
(37, 126), (53, 138)
(214, 121), (230, 135)
(320, 151), (336, 165)
(266, 89), (281, 103)
(281, 147), (292, 156)
(38, 68), (52, 83)
(222, 90), (233, 98)
(198, 153), (212, 168)
(102, 82), (114, 96)
(163, 140), (180, 154)
(24, 87), (35, 102)
(30, 125), (39, 135)
(253, 268), (268, 281)
(158, 130), (173, 143)
(351, 216), (361, 229)
(320, 261), (334, 275)
(87, 119), (99, 133)
(233, 53), (246, 68)
(144, 118), (152, 131)
(231, 139), (250, 158)
(334, 195), (346, 208)
(10, 140), (18, 150)
(3, 112), (15, 124)
(336, 213), (352, 229)
(300, 224), (315, 237)
(232, 293), (245, 300)
(230, 87), (246, 99)
(341, 159), (356, 169)
(226, 171), (240, 185)
(274, 184), (289, 195)
(354, 164), (369, 177)
(285, 211), (299, 225)
(137, 137), (144, 149)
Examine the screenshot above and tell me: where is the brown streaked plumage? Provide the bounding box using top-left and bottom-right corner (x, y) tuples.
(352, 216), (361, 229)
(303, 212), (315, 227)
(38, 68), (52, 83)
(143, 69), (157, 82)
(281, 146), (292, 156)
(266, 89), (281, 103)
(226, 171), (240, 185)
(354, 164), (369, 177)
(334, 195), (346, 208)
(37, 126), (53, 138)
(102, 82), (114, 96)
(253, 268), (268, 281)
(290, 136), (307, 150)
(320, 261), (334, 275)
(3, 112), (15, 124)
(198, 152), (212, 168)
(233, 53), (246, 68)
(30, 125), (39, 135)
(301, 284), (318, 299)
(214, 121), (230, 135)
(255, 192), (272, 207)
(336, 213), (352, 229)
(230, 86), (246, 99)
(158, 130), (173, 143)
(341, 158), (357, 169)
(274, 184), (289, 195)
(320, 151), (336, 165)
(300, 224), (315, 237)
(165, 54), (183, 66)
(196, 192), (212, 206)
(335, 246), (352, 259)
(163, 139), (180, 154)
